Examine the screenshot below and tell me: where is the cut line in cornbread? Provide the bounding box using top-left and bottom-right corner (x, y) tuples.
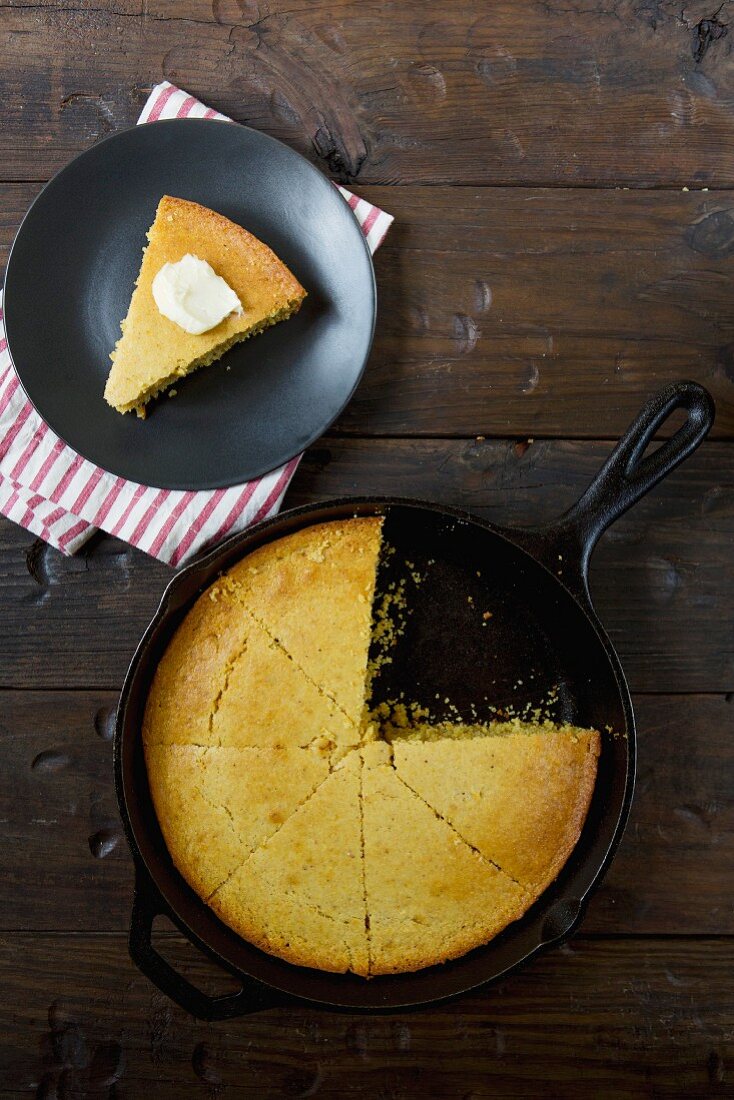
(144, 743), (331, 900)
(208, 751), (368, 975)
(391, 725), (600, 891)
(142, 585), (355, 752)
(223, 517), (384, 724)
(361, 741), (529, 976)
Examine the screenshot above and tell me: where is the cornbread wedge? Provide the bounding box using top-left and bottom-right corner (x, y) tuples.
(104, 196), (306, 415)
(391, 725), (601, 891)
(142, 583), (355, 751)
(224, 517), (384, 723)
(361, 741), (528, 976)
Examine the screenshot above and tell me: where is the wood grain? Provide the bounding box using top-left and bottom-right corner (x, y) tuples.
(1, 691), (731, 935)
(3, 182), (733, 440)
(0, 691), (133, 932)
(0, 439), (730, 692)
(359, 186), (734, 440)
(0, 526), (170, 689)
(1, 0), (733, 1083)
(1, 2), (734, 186)
(0, 933), (730, 1097)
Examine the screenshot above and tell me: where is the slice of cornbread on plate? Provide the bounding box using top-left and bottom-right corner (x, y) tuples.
(142, 582), (355, 751)
(391, 724), (600, 891)
(208, 751), (368, 975)
(225, 517), (383, 724)
(104, 195), (306, 416)
(144, 744), (330, 899)
(361, 741), (528, 976)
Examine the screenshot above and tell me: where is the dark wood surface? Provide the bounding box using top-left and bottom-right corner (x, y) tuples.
(4, 182), (734, 439)
(1, 1), (733, 1096)
(1, 937), (731, 1098)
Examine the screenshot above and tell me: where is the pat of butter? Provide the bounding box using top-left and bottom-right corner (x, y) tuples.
(151, 254), (242, 335)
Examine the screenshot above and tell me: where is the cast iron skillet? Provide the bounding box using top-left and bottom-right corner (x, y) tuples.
(115, 381), (714, 1020)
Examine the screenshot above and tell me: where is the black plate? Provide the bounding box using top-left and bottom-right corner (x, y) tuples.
(3, 119), (376, 490)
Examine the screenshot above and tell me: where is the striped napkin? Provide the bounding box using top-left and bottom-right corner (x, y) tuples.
(0, 82), (392, 566)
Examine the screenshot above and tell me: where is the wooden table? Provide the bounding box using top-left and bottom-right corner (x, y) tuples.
(1, 3), (733, 1096)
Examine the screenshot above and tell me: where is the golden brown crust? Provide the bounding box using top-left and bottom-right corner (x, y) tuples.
(223, 517), (383, 723)
(142, 573), (356, 752)
(145, 743), (330, 900)
(105, 195), (306, 412)
(143, 583), (250, 747)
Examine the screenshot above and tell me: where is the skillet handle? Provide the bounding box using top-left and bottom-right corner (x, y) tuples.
(516, 381), (714, 594)
(129, 865), (286, 1020)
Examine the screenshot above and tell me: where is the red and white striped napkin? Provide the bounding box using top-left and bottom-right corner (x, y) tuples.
(0, 82), (392, 566)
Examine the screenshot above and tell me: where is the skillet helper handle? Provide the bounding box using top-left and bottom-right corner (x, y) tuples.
(553, 380), (714, 582)
(129, 866), (285, 1020)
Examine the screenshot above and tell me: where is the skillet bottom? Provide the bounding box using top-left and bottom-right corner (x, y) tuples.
(371, 509), (621, 731)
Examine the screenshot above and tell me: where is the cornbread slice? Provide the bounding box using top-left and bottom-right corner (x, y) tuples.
(208, 752), (368, 975)
(392, 725), (601, 891)
(361, 741), (528, 976)
(143, 583), (355, 750)
(225, 517), (383, 722)
(144, 744), (330, 899)
(104, 196), (306, 415)
(212, 626), (359, 752)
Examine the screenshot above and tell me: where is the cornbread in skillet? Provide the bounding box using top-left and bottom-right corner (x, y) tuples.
(142, 583), (356, 751)
(104, 196), (306, 415)
(143, 516), (601, 977)
(225, 517), (384, 721)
